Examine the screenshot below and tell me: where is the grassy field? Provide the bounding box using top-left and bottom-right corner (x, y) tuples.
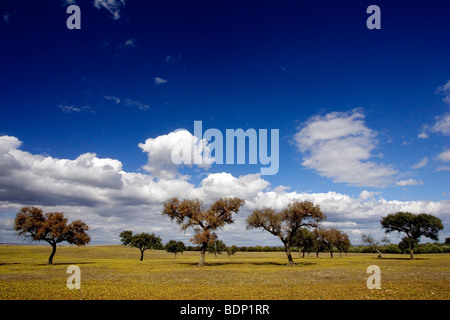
(0, 245), (449, 300)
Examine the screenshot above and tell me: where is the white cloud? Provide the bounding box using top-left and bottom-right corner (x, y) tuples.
(418, 128), (429, 139)
(154, 77), (168, 85)
(396, 179), (423, 186)
(138, 130), (213, 179)
(104, 95), (121, 104)
(93, 0), (126, 20)
(124, 38), (136, 48)
(431, 113), (450, 136)
(1, 134), (449, 246)
(58, 104), (94, 113)
(359, 190), (381, 201)
(295, 109), (397, 187)
(437, 150), (450, 162)
(123, 98), (149, 110)
(436, 80), (450, 105)
(411, 157), (428, 169)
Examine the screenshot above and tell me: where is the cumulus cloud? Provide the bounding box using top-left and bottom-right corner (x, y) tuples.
(437, 150), (450, 163)
(294, 109), (397, 187)
(138, 129), (213, 179)
(94, 0), (126, 20)
(1, 134), (449, 246)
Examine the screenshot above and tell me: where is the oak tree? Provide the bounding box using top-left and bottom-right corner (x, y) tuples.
(331, 229), (351, 257)
(14, 207), (90, 264)
(381, 212), (443, 259)
(207, 239), (227, 258)
(225, 245), (239, 258)
(291, 228), (317, 258)
(162, 197), (245, 266)
(119, 230), (162, 261)
(165, 240), (186, 259)
(313, 227), (340, 258)
(246, 201), (325, 265)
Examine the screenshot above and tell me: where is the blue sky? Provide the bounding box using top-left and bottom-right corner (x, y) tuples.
(0, 0), (449, 246)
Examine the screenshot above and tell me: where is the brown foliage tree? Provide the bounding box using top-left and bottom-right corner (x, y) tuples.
(313, 227), (339, 258)
(313, 227), (350, 258)
(162, 197), (245, 266)
(246, 201), (326, 265)
(14, 207), (90, 264)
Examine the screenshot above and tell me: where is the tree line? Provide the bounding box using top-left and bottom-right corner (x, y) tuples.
(14, 198), (444, 265)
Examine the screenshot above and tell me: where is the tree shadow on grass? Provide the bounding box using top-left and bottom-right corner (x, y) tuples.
(177, 260), (317, 267)
(36, 262), (96, 266)
(377, 257), (429, 261)
(0, 262), (20, 266)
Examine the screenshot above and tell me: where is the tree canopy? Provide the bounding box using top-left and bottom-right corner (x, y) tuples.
(14, 207), (90, 264)
(165, 240), (186, 259)
(162, 197), (245, 266)
(246, 200), (325, 265)
(119, 230), (162, 261)
(380, 212), (443, 259)
(207, 239), (227, 258)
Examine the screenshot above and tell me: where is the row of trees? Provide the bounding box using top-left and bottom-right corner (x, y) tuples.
(14, 198), (444, 265)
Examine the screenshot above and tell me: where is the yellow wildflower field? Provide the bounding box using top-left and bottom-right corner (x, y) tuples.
(0, 245), (449, 300)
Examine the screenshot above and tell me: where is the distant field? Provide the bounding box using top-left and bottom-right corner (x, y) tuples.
(0, 245), (449, 300)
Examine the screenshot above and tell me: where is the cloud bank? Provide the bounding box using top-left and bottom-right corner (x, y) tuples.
(1, 133), (448, 246)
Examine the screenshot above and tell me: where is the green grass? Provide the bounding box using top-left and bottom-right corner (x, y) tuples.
(1, 245), (449, 300)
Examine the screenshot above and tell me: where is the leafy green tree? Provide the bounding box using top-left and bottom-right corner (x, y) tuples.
(246, 201), (325, 265)
(165, 240), (186, 259)
(207, 240), (227, 258)
(119, 230), (162, 261)
(162, 197), (245, 266)
(14, 207), (90, 264)
(225, 245), (239, 258)
(381, 212), (443, 259)
(291, 228), (317, 258)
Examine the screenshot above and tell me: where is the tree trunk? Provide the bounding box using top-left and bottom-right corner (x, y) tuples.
(316, 251), (319, 258)
(198, 243), (207, 267)
(376, 249), (383, 258)
(284, 243), (296, 266)
(140, 249), (144, 261)
(329, 249), (333, 258)
(410, 243), (415, 260)
(48, 242), (57, 265)
(302, 251), (305, 258)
